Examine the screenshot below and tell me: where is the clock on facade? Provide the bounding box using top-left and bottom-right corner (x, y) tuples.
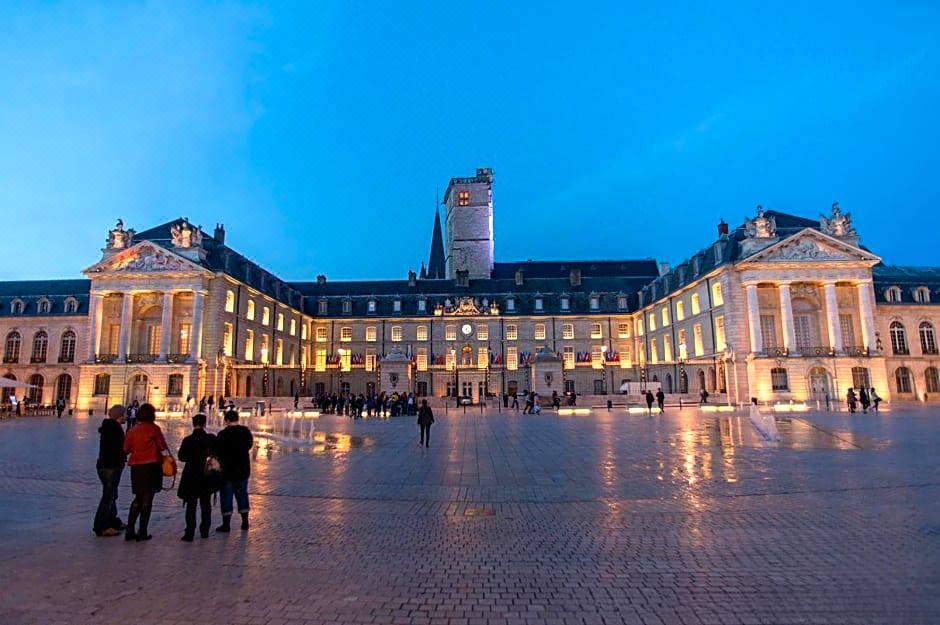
(461, 323), (472, 336)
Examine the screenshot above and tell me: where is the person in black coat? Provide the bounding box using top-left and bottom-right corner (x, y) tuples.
(177, 413), (217, 541)
(645, 390), (655, 415)
(655, 389), (665, 414)
(417, 399), (434, 448)
(215, 410), (254, 532)
(93, 405), (126, 536)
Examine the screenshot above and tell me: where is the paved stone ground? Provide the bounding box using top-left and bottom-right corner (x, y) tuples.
(1, 405), (939, 625)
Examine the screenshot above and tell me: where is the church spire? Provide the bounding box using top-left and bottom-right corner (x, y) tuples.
(426, 191), (446, 279)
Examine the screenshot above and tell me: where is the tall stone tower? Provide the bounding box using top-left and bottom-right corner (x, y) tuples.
(444, 167), (494, 280)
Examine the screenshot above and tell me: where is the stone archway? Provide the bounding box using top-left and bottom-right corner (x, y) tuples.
(807, 366), (832, 403)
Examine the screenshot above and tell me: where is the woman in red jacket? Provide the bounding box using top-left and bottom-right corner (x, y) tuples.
(122, 403), (168, 541)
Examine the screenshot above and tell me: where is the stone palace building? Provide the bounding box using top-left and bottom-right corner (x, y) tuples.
(2, 167), (939, 413)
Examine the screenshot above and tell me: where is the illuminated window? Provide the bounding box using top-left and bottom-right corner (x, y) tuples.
(223, 322), (233, 356)
(416, 325), (428, 341)
(676, 301), (685, 321)
(366, 326), (377, 342)
(262, 306), (270, 326)
(342, 300), (352, 315)
(340, 327), (352, 342)
(245, 330), (254, 361)
(693, 323), (704, 356)
(715, 316), (726, 351)
(315, 349), (327, 372)
(534, 324), (546, 340)
(562, 323), (574, 340)
(476, 324), (488, 340)
(340, 349), (351, 372)
(225, 290), (235, 313)
(760, 315), (777, 349)
(650, 338), (659, 364)
(591, 323), (602, 339)
(301, 323), (308, 340)
(478, 347), (488, 370)
(391, 326), (402, 342)
(276, 338), (283, 365)
(289, 318), (296, 336)
(619, 343), (632, 368)
(617, 296), (627, 310)
(678, 329), (688, 359)
(246, 300), (255, 320)
(661, 307), (670, 327)
(691, 293), (701, 314)
(563, 346), (574, 370)
(318, 300), (327, 315)
(663, 335), (673, 362)
(445, 350), (456, 370)
(506, 324), (517, 340)
(507, 347), (518, 370)
(458, 190), (470, 206)
(276, 313), (284, 331)
(648, 313), (656, 331)
(365, 349), (376, 372)
(711, 283), (723, 306)
(446, 325), (457, 341)
(417, 348), (428, 371)
(637, 318), (644, 336)
(178, 323), (191, 355)
(316, 326), (328, 342)
(617, 322), (630, 339)
(591, 345), (603, 369)
(260, 334), (269, 363)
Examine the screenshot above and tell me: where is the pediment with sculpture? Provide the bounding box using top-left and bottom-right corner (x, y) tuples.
(740, 229), (879, 266)
(84, 241), (210, 276)
(433, 296), (500, 316)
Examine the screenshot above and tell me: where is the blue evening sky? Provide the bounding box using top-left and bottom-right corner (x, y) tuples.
(2, 2), (939, 281)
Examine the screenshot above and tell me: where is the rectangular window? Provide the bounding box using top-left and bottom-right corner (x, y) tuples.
(506, 298), (515, 312)
(94, 374), (110, 396)
(260, 334), (269, 363)
(650, 338), (659, 364)
(648, 313), (656, 331)
(637, 318), (644, 336)
(446, 325), (457, 341)
(289, 318), (296, 336)
(663, 336), (673, 362)
(445, 350), (456, 370)
(315, 348), (326, 372)
(507, 347), (518, 371)
(590, 296), (600, 310)
(478, 347), (488, 370)
(225, 290), (235, 313)
(393, 300), (401, 313)
(108, 324), (120, 354)
(245, 329), (254, 361)
(691, 293), (701, 315)
(661, 307), (670, 327)
(771, 367), (789, 391)
(506, 324), (517, 340)
(223, 322), (233, 357)
(391, 326), (402, 342)
(693, 323), (704, 356)
(458, 190), (470, 206)
(477, 324), (488, 340)
(318, 300), (327, 315)
(591, 345), (603, 369)
(316, 326), (328, 342)
(712, 283), (724, 306)
(342, 300), (352, 315)
(416, 325), (428, 341)
(261, 306), (270, 326)
(367, 300), (376, 313)
(794, 315), (812, 350)
(366, 326), (376, 342)
(147, 325), (161, 356)
(417, 348), (428, 372)
(277, 313), (284, 331)
(591, 323), (602, 339)
(618, 322), (630, 339)
(417, 299), (426, 313)
(620, 343), (632, 368)
(562, 323), (574, 340)
(678, 329), (688, 359)
(563, 346), (575, 370)
(365, 349), (376, 372)
(535, 298), (543, 311)
(676, 301), (685, 321)
(340, 349), (351, 372)
(715, 316), (726, 351)
(340, 327), (352, 342)
(301, 323), (308, 340)
(618, 296), (627, 310)
(178, 323), (191, 355)
(760, 315), (777, 349)
(247, 300), (255, 320)
(839, 314), (854, 348)
(276, 338), (283, 365)
(534, 324), (546, 340)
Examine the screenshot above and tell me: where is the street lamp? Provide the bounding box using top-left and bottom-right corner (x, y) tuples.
(450, 348), (458, 399)
(337, 348), (346, 395)
(601, 345), (609, 395)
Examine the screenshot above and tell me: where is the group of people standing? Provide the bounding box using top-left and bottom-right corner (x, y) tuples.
(846, 387), (881, 414)
(310, 391), (419, 418)
(93, 403), (253, 542)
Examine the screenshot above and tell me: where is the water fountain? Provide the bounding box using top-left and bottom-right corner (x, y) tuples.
(748, 403), (781, 442)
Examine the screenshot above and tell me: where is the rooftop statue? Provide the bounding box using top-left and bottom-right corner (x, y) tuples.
(744, 205), (776, 239)
(820, 202), (856, 237)
(170, 219), (203, 249)
(107, 218), (134, 249)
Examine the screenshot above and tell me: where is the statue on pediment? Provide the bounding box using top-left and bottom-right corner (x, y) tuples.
(744, 205), (776, 239)
(170, 219), (203, 249)
(820, 202), (856, 237)
(107, 219), (135, 249)
(114, 246), (184, 272)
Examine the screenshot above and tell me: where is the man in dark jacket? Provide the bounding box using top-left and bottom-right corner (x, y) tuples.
(417, 399), (434, 447)
(177, 413), (217, 541)
(215, 410), (254, 532)
(645, 390), (655, 415)
(93, 405), (126, 536)
(656, 388), (666, 414)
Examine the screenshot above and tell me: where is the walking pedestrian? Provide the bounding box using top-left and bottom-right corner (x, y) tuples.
(645, 390), (655, 415)
(846, 388), (857, 413)
(215, 410), (254, 533)
(859, 387), (871, 413)
(699, 388), (709, 404)
(417, 399), (434, 447)
(56, 396), (66, 418)
(122, 403), (169, 541)
(93, 404), (127, 537)
(870, 387), (881, 412)
(177, 413), (218, 541)
(656, 388), (665, 414)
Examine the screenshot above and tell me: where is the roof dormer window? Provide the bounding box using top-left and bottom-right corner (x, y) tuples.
(11, 299), (24, 314)
(38, 299), (50, 314)
(393, 299), (402, 313)
(885, 286), (902, 303)
(914, 286), (931, 304)
(367, 299), (376, 314)
(417, 298), (427, 313)
(589, 294), (600, 310)
(64, 297), (78, 314)
(505, 296), (516, 312)
(560, 295), (570, 311)
(534, 295), (543, 311)
(617, 295), (628, 310)
(342, 299), (352, 315)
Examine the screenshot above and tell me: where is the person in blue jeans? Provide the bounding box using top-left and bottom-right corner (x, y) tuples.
(214, 410), (254, 532)
(93, 404), (126, 536)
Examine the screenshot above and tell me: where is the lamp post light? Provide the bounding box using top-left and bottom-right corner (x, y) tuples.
(450, 348), (458, 400)
(600, 345), (609, 394)
(337, 348), (346, 395)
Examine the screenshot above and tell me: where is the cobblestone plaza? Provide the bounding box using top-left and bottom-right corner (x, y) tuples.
(1, 407), (939, 625)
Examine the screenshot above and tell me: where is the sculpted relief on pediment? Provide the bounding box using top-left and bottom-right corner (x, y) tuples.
(761, 238), (856, 262)
(111, 245), (187, 272)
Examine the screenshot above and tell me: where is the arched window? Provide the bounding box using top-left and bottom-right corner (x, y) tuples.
(38, 299), (50, 314)
(913, 287), (931, 304)
(27, 374), (43, 404)
(885, 286), (902, 303)
(4, 331), (21, 363)
(64, 298), (78, 314)
(11, 299), (24, 314)
(225, 290), (235, 313)
(679, 370), (689, 394)
(889, 321), (908, 355)
(2, 374), (16, 403)
(851, 366), (871, 390)
(31, 331), (48, 363)
(771, 367), (789, 391)
(93, 373), (110, 396)
(59, 330), (76, 363)
(919, 322), (937, 355)
(167, 374), (184, 396)
(895, 367), (913, 394)
(55, 374), (72, 402)
(925, 367), (940, 394)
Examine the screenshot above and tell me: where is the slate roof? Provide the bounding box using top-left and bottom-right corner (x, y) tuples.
(873, 265), (940, 304)
(0, 280), (90, 317)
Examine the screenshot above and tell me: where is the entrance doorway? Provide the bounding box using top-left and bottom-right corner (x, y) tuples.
(507, 380), (518, 397)
(128, 373), (149, 404)
(808, 366), (831, 404)
(415, 381), (427, 397)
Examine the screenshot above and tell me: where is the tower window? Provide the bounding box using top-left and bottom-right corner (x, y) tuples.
(458, 190), (470, 206)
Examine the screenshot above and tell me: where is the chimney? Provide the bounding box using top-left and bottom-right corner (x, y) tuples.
(717, 219), (729, 237)
(515, 269), (524, 286)
(214, 223), (226, 244)
(569, 268), (582, 287)
(316, 274), (327, 285)
(658, 262), (671, 276)
(408, 270), (417, 287)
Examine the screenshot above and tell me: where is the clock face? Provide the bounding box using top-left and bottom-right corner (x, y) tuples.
(461, 323), (473, 336)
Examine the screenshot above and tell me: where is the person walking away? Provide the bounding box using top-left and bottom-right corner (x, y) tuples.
(126, 401), (138, 431)
(656, 388), (666, 414)
(846, 388), (857, 413)
(417, 399), (434, 447)
(870, 387), (881, 412)
(511, 392), (519, 411)
(56, 396), (66, 418)
(858, 387), (870, 414)
(122, 403), (169, 541)
(533, 394), (541, 414)
(177, 413), (218, 541)
(645, 390), (655, 415)
(700, 388), (709, 404)
(206, 394), (214, 417)
(552, 390), (560, 410)
(94, 405), (127, 537)
(215, 410), (254, 532)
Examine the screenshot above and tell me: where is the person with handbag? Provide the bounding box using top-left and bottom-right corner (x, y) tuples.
(214, 410), (254, 532)
(122, 403), (171, 541)
(177, 413), (218, 541)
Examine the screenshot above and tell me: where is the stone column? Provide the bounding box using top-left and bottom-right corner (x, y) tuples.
(87, 293), (104, 361)
(823, 282), (842, 353)
(778, 282), (797, 355)
(190, 291), (206, 361)
(117, 293), (134, 361)
(158, 292), (174, 361)
(745, 283), (763, 354)
(856, 281), (877, 352)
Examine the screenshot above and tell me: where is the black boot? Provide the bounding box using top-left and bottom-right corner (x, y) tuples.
(240, 512), (249, 531)
(136, 504), (153, 541)
(125, 500), (140, 541)
(216, 515), (231, 533)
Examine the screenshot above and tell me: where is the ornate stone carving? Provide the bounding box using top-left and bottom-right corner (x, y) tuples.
(765, 238), (853, 262)
(820, 202), (856, 237)
(744, 205), (777, 239)
(107, 219), (135, 249)
(112, 245), (186, 272)
(170, 219), (203, 249)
